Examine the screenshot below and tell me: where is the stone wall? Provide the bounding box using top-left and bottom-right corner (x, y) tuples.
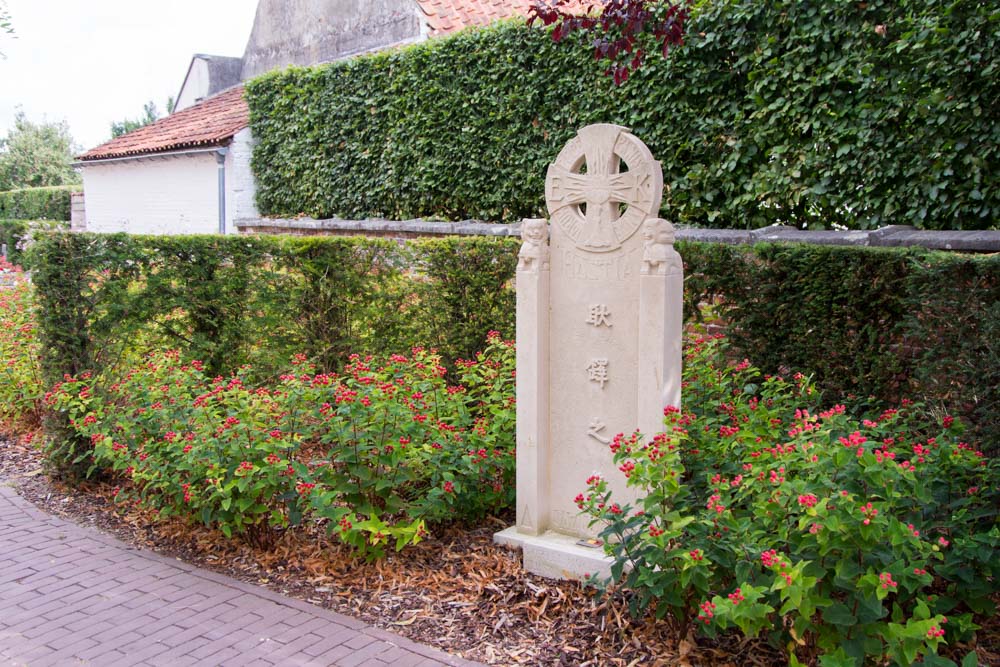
(69, 192), (86, 232)
(240, 0), (424, 81)
(236, 217), (1000, 252)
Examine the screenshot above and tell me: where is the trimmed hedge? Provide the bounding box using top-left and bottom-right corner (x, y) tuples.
(28, 232), (519, 382)
(29, 232), (999, 474)
(680, 242), (1000, 453)
(0, 185), (78, 221)
(246, 1), (999, 230)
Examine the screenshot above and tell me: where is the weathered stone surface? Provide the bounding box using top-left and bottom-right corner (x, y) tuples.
(674, 228), (752, 245)
(237, 219), (1000, 252)
(498, 124), (683, 580)
(871, 226), (1000, 251)
(240, 0), (423, 81)
(750, 225), (873, 246)
(236, 217), (521, 238)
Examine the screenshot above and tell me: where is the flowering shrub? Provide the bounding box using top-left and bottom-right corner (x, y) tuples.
(46, 334), (515, 556)
(0, 258), (44, 431)
(580, 336), (998, 667)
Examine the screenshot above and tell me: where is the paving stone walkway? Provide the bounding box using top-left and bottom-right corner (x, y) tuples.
(0, 484), (481, 667)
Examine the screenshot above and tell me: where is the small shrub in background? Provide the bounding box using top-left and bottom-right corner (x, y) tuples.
(0, 218), (66, 267)
(580, 336), (998, 667)
(0, 185), (78, 221)
(0, 257), (44, 431)
(46, 335), (516, 557)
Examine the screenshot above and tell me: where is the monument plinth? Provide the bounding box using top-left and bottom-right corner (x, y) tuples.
(495, 124), (683, 580)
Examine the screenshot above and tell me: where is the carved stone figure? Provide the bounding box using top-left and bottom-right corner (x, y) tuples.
(641, 217), (682, 276)
(517, 218), (550, 271)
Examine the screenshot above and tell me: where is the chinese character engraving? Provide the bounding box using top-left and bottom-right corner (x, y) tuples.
(587, 418), (611, 444)
(586, 358), (609, 388)
(585, 304), (613, 327)
(587, 417), (611, 445)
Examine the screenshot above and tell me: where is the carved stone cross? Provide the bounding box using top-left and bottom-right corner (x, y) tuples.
(545, 124), (663, 252)
(497, 124), (682, 582)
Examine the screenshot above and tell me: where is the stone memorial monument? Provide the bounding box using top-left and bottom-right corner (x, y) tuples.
(495, 124), (683, 580)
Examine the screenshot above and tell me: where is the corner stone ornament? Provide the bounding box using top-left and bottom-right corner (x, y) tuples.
(545, 124), (663, 252)
(496, 124), (683, 581)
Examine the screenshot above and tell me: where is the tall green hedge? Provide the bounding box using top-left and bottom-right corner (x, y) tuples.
(246, 1), (999, 231)
(0, 185), (78, 221)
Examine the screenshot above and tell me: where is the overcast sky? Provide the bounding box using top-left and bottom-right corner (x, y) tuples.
(0, 0), (259, 152)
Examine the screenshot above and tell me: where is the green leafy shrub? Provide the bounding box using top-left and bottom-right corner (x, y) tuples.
(27, 232), (519, 474)
(0, 219), (28, 265)
(679, 242), (1000, 453)
(0, 185), (78, 221)
(45, 335), (516, 556)
(580, 336), (998, 666)
(0, 257), (43, 431)
(246, 1), (999, 230)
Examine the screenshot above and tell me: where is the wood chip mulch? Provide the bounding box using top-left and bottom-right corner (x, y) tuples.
(1, 433), (995, 667)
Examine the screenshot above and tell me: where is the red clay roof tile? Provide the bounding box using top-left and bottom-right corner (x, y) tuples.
(79, 86), (249, 161)
(416, 0), (591, 36)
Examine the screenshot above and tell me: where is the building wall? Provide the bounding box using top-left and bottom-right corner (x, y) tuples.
(81, 153), (221, 235)
(175, 58), (210, 112)
(240, 0), (424, 80)
(225, 128), (258, 232)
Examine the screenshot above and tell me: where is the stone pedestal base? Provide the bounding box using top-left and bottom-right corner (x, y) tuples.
(493, 527), (614, 581)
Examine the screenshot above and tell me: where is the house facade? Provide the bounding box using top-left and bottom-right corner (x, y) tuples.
(77, 0), (579, 235)
(78, 87), (254, 235)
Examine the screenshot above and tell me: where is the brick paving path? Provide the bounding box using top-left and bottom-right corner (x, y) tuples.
(0, 485), (481, 667)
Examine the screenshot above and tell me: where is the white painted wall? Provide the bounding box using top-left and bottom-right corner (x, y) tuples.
(175, 58), (210, 112)
(225, 128), (258, 231)
(81, 153), (221, 235)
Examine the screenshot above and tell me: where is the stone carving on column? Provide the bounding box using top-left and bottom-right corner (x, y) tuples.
(518, 218), (551, 272)
(641, 218), (683, 276)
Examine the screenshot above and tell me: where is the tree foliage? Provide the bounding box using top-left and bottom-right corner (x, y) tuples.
(109, 97), (175, 139)
(0, 111), (80, 191)
(0, 0), (14, 55)
(528, 0), (690, 85)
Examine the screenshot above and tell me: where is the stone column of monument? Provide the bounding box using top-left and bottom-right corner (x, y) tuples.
(638, 217), (684, 440)
(496, 124), (684, 580)
(514, 218), (551, 536)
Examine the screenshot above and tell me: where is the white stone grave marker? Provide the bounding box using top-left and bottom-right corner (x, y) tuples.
(495, 124), (683, 580)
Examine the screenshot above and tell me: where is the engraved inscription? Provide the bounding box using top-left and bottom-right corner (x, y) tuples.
(587, 418), (611, 444)
(585, 304), (613, 328)
(550, 509), (587, 535)
(559, 247), (638, 283)
(586, 359), (609, 389)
